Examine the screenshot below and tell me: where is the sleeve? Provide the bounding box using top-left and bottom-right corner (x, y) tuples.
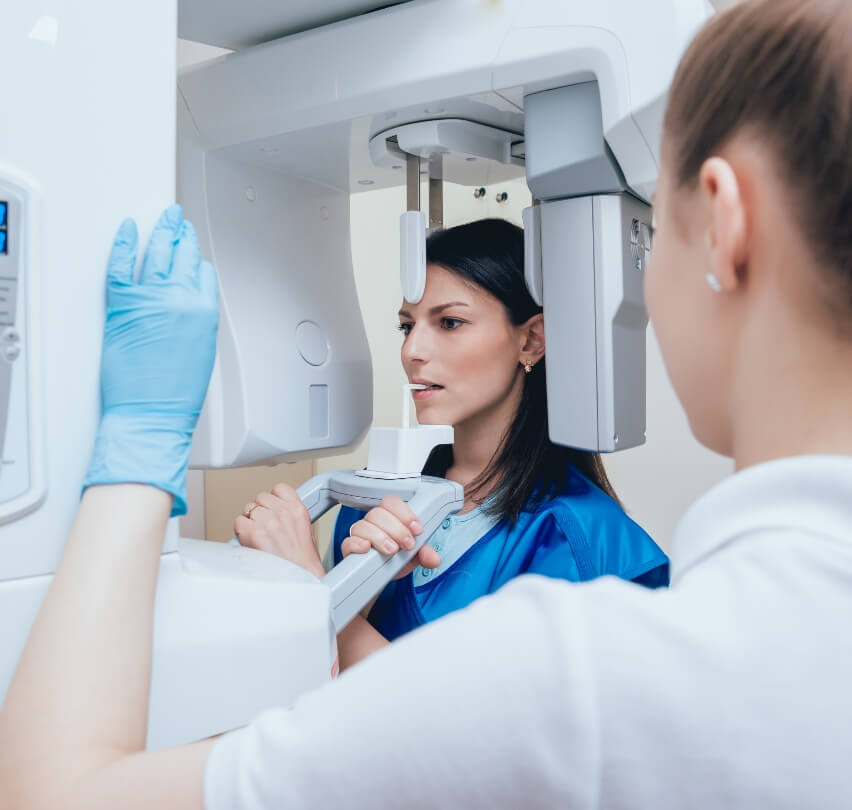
(203, 576), (604, 810)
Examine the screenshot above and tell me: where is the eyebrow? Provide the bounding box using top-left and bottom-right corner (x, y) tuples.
(398, 301), (470, 318)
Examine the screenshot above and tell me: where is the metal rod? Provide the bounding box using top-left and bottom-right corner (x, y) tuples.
(428, 153), (443, 230)
(406, 153), (421, 211)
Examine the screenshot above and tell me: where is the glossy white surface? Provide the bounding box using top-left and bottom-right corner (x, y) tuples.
(179, 0), (414, 49)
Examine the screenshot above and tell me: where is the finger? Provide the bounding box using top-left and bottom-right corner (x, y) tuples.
(365, 506), (415, 550)
(139, 203), (183, 283)
(394, 546), (441, 581)
(234, 515), (255, 544)
(379, 495), (423, 535)
(259, 489), (312, 528)
(107, 218), (138, 285)
(171, 219), (201, 288)
(255, 490), (292, 516)
(396, 559), (421, 580)
(242, 505), (276, 536)
(270, 481), (299, 501)
(350, 518), (401, 555)
(417, 545), (441, 569)
(341, 536), (372, 557)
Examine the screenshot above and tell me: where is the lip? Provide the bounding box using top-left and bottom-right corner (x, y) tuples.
(410, 378), (443, 401)
(412, 387), (441, 401)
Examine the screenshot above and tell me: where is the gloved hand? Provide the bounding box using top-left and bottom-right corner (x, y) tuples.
(83, 204), (219, 516)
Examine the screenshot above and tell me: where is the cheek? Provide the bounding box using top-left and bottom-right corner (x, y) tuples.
(645, 238), (683, 363)
(470, 348), (522, 416)
(451, 331), (515, 391)
(421, 328), (519, 420)
(646, 242), (731, 451)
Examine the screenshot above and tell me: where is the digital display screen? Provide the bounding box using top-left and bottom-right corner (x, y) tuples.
(0, 201), (6, 254)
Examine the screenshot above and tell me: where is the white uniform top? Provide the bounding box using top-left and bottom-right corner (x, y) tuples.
(205, 456), (852, 809)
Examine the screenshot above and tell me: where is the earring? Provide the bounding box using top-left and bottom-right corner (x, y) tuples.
(705, 273), (723, 293)
(523, 361), (532, 374)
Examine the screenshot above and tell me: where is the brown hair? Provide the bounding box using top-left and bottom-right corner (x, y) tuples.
(664, 0), (852, 315)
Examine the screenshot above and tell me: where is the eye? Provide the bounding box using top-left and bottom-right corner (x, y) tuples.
(440, 317), (464, 331)
(398, 322), (412, 336)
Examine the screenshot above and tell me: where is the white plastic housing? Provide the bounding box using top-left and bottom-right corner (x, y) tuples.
(177, 0), (711, 202)
(0, 0), (348, 751)
(400, 210), (426, 304)
(149, 541), (335, 748)
(362, 425), (454, 478)
(0, 166), (44, 525)
(0, 2), (179, 581)
(522, 205), (544, 306)
(179, 100), (373, 468)
(541, 193), (651, 452)
(178, 0), (710, 455)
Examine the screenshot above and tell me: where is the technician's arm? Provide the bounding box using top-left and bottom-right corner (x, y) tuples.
(0, 485), (213, 810)
(0, 205), (218, 810)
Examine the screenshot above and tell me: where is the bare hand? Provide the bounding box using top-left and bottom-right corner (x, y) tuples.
(341, 495), (441, 582)
(234, 483), (325, 579)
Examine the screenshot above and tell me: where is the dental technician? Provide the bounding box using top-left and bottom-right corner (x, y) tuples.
(1, 0), (852, 807)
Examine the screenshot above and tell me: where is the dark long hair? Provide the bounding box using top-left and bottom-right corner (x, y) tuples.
(422, 218), (621, 523)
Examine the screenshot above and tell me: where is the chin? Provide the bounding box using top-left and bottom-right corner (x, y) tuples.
(688, 413), (733, 458)
(414, 406), (450, 427)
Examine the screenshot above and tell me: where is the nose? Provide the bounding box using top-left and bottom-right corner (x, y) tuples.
(401, 322), (431, 369)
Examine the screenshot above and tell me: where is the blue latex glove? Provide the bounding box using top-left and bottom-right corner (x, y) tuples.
(83, 204), (219, 516)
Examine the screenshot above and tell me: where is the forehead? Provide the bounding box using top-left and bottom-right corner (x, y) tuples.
(401, 263), (492, 311)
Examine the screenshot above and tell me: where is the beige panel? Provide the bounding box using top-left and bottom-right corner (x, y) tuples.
(204, 461), (316, 542)
(179, 469), (207, 539)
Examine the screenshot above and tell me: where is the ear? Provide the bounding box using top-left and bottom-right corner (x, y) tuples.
(519, 313), (545, 365)
(698, 157), (749, 292)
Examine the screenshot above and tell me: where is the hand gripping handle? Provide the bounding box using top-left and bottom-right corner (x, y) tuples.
(296, 470), (464, 632)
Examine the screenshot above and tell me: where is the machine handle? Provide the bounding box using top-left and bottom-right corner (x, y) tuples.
(295, 470), (463, 632)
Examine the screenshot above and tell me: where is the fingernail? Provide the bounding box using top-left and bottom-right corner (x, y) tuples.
(384, 541), (398, 554)
(410, 520), (423, 535)
(403, 534), (415, 549)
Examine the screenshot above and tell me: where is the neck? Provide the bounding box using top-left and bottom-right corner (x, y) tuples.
(447, 373), (524, 492)
(731, 308), (852, 471)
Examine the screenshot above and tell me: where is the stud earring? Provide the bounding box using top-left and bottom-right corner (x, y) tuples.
(705, 273), (723, 293)
(523, 361), (532, 374)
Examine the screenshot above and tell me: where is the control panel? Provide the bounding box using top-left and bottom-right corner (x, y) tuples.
(0, 168), (44, 523)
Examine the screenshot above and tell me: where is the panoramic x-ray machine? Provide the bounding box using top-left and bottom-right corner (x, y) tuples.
(0, 0), (711, 747)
